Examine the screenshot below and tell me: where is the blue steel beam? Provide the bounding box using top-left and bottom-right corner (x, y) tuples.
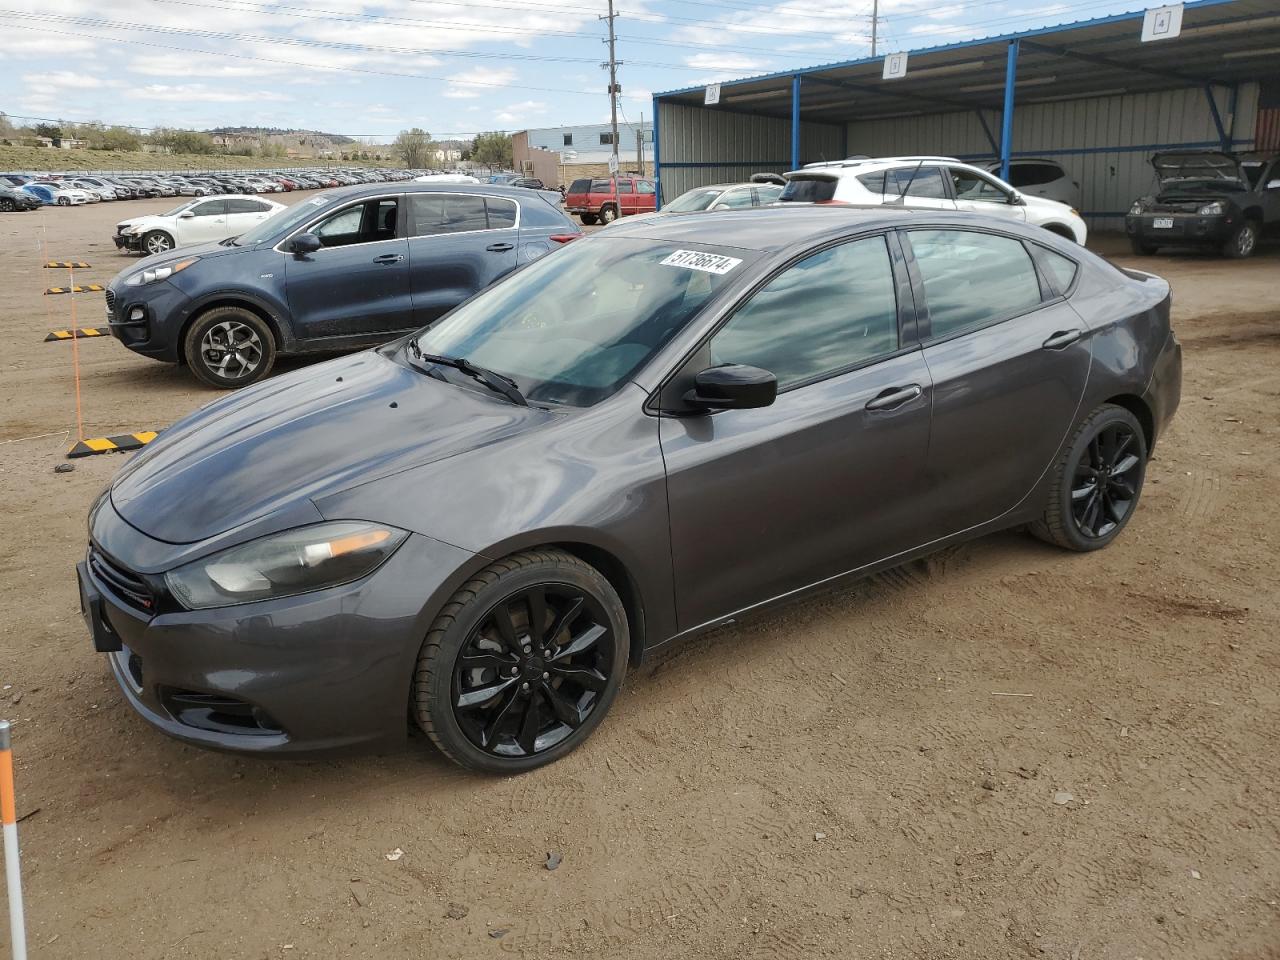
(975, 110), (1000, 155)
(999, 40), (1019, 182)
(651, 94), (662, 209)
(1204, 84), (1229, 153)
(791, 74), (802, 170)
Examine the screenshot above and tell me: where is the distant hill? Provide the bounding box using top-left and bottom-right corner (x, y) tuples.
(206, 126), (357, 145)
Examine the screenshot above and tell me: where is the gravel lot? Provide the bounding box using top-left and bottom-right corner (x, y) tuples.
(0, 194), (1277, 960)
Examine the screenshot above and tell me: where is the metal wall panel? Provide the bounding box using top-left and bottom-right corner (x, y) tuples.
(844, 83), (1260, 224)
(655, 101), (842, 202)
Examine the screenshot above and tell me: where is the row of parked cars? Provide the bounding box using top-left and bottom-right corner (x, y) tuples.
(0, 168), (415, 210)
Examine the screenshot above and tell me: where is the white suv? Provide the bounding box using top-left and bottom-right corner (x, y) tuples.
(781, 156), (1087, 244)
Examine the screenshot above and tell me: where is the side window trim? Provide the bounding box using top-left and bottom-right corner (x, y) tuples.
(407, 192), (522, 239)
(1028, 242), (1081, 300)
(899, 226), (1057, 346)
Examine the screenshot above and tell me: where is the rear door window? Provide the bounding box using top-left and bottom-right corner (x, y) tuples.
(907, 229), (1044, 338)
(590, 179), (613, 193)
(485, 197), (517, 229)
(885, 166), (948, 199)
(410, 194), (493, 235)
(779, 178), (837, 203)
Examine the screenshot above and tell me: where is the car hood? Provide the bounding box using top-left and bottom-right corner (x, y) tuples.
(115, 214), (172, 230)
(111, 239), (249, 281)
(1020, 193), (1077, 215)
(109, 349), (557, 544)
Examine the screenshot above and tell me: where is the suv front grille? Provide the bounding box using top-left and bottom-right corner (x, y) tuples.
(88, 546), (155, 613)
(104, 288), (116, 314)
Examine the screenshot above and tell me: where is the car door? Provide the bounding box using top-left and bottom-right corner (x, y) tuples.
(659, 232), (934, 631)
(1260, 161), (1280, 236)
(947, 166), (1027, 224)
(902, 227), (1091, 534)
(636, 179), (657, 212)
(226, 197), (276, 236)
(405, 192), (519, 325)
(176, 198), (228, 244)
(284, 195), (414, 341)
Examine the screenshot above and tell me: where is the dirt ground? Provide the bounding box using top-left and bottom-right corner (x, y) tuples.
(0, 196), (1277, 960)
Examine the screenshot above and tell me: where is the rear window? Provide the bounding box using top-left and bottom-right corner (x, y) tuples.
(567, 179), (590, 194)
(780, 178), (837, 203)
(857, 172), (886, 193)
(520, 196), (573, 228)
(1011, 163), (1064, 187)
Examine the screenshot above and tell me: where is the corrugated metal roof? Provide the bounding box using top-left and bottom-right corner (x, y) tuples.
(655, 0), (1280, 125)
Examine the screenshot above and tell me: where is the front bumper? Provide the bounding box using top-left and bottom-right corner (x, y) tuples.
(113, 232), (144, 251)
(104, 281), (193, 363)
(1126, 212), (1234, 245)
(79, 512), (477, 756)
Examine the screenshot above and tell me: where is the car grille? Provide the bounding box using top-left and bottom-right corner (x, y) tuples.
(104, 288), (116, 312)
(88, 546), (155, 613)
(1150, 200), (1203, 214)
(159, 689), (284, 737)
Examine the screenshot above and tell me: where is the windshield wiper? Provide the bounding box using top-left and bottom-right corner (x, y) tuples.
(406, 340), (528, 406)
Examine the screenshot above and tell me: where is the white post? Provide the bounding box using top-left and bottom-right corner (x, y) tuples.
(0, 721), (27, 960)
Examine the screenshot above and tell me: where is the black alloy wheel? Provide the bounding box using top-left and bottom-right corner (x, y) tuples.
(0, 198), (13, 212)
(453, 584), (614, 758)
(414, 549), (628, 773)
(1223, 219), (1258, 259)
(1033, 404), (1147, 552)
(1069, 422), (1142, 539)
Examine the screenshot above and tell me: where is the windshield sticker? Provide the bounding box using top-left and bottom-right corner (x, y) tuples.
(660, 249), (743, 274)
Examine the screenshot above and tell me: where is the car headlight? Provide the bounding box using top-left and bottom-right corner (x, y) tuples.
(1197, 200), (1227, 216)
(1128, 200), (1146, 215)
(123, 224), (146, 235)
(124, 257), (199, 286)
(165, 521), (408, 610)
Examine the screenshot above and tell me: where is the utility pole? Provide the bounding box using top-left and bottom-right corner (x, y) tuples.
(637, 111), (644, 175)
(601, 0), (622, 214)
(870, 0), (878, 57)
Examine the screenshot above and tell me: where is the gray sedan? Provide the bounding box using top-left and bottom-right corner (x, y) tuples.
(79, 206), (1181, 772)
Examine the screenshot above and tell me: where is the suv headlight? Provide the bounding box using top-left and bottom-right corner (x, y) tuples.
(1197, 200), (1227, 216)
(124, 257), (198, 286)
(1128, 200), (1146, 215)
(165, 521), (408, 609)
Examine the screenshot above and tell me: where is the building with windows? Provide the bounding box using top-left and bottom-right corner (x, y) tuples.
(513, 121), (652, 186)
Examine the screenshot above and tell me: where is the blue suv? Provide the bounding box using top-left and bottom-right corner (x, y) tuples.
(104, 183), (580, 387)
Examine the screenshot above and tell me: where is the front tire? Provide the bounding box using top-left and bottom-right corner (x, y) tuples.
(413, 549), (629, 774)
(1222, 219), (1258, 259)
(1032, 404), (1147, 552)
(0, 198), (13, 212)
(142, 230), (174, 255)
(57, 197), (70, 206)
(183, 306), (276, 388)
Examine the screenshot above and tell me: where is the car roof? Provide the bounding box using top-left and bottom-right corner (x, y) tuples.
(321, 181), (557, 202)
(598, 203), (1051, 252)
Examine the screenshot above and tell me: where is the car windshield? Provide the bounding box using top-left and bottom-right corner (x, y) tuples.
(233, 196), (327, 245)
(411, 237), (751, 406)
(665, 188), (725, 212)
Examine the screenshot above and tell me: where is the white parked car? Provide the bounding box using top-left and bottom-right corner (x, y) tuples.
(113, 194), (286, 255)
(36, 179), (101, 202)
(608, 179), (785, 227)
(68, 179), (120, 202)
(978, 158), (1081, 208)
(782, 156), (1087, 244)
(22, 182), (91, 206)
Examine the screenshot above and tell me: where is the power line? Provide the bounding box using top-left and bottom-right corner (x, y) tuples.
(0, 112), (516, 139)
(4, 23), (650, 98)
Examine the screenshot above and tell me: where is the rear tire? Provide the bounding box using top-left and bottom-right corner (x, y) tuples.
(1222, 219), (1258, 259)
(599, 204), (618, 224)
(413, 549), (628, 774)
(0, 198), (13, 212)
(1129, 238), (1158, 255)
(183, 306), (276, 389)
(1032, 404), (1147, 552)
(579, 213), (598, 225)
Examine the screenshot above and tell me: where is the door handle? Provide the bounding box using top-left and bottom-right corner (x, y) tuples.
(485, 242), (515, 252)
(1042, 329), (1083, 350)
(372, 253), (404, 264)
(865, 384), (923, 411)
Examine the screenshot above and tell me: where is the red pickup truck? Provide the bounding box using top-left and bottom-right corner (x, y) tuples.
(564, 176), (657, 225)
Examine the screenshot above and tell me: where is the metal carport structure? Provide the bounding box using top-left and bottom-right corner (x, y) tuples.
(651, 0), (1280, 224)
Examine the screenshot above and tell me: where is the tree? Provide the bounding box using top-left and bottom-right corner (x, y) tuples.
(0, 112), (14, 138)
(151, 128), (215, 155)
(34, 122), (61, 140)
(470, 131), (513, 169)
(100, 126), (142, 151)
(394, 127), (433, 169)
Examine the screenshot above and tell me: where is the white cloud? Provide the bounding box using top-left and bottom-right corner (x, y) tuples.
(494, 99), (546, 124)
(133, 83), (292, 103)
(445, 66), (517, 99)
(20, 70), (104, 90)
(684, 53), (770, 75)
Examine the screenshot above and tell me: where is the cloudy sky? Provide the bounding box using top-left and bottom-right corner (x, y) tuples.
(2, 0), (1144, 141)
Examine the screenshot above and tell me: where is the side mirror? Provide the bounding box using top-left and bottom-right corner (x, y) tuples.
(178, 210), (195, 219)
(1267, 179), (1280, 190)
(1009, 192), (1026, 206)
(684, 364), (777, 411)
(291, 233), (322, 255)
